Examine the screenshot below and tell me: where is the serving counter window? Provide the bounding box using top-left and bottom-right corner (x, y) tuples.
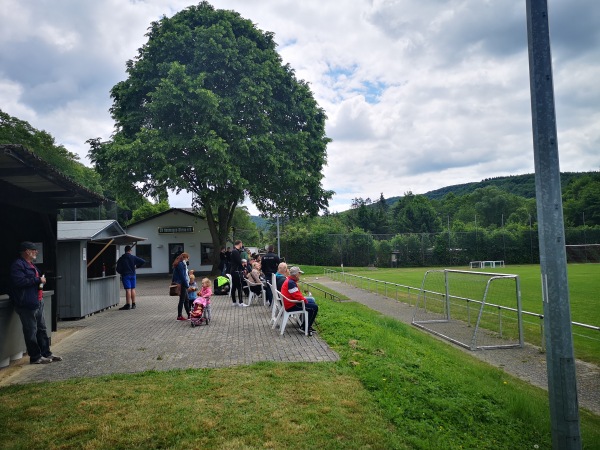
(86, 242), (117, 278)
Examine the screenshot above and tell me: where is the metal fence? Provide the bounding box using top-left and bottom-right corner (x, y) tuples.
(323, 269), (600, 351)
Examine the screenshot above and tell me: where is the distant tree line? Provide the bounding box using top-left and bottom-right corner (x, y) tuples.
(270, 178), (600, 267)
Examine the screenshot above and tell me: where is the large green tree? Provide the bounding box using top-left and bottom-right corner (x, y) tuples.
(562, 174), (600, 227)
(391, 192), (441, 233)
(89, 2), (331, 273)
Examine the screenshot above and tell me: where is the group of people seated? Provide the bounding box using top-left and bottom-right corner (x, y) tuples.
(249, 260), (319, 336)
(227, 241), (318, 336)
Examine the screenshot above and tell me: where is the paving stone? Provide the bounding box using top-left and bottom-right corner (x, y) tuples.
(1, 277), (338, 385)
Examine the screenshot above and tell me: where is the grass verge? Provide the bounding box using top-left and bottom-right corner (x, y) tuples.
(1, 292), (599, 449)
(326, 265), (600, 365)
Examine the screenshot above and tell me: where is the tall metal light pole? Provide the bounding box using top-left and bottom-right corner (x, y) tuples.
(526, 1), (581, 448)
(276, 216), (281, 258)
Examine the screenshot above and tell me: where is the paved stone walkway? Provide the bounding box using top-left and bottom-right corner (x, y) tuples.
(314, 276), (600, 416)
(0, 277), (338, 385)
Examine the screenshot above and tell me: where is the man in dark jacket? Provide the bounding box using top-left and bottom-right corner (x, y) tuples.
(10, 241), (62, 364)
(260, 245), (280, 305)
(229, 240), (247, 307)
(116, 245), (145, 310)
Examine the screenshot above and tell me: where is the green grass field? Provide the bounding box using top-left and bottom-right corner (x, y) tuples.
(319, 264), (600, 365)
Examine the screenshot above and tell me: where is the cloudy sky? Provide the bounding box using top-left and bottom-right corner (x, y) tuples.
(1, 0), (599, 214)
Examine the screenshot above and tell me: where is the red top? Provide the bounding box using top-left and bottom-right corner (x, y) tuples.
(280, 277), (306, 310)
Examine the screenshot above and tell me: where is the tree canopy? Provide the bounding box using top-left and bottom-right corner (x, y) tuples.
(89, 2), (332, 271)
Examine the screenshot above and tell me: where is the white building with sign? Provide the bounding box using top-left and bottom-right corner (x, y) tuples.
(123, 208), (217, 275)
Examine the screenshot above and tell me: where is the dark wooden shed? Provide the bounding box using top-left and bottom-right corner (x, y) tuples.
(0, 144), (106, 368)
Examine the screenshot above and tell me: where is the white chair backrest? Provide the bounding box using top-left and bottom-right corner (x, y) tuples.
(270, 273), (278, 300)
(226, 273), (233, 299)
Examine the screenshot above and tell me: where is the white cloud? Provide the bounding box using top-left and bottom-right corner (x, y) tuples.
(1, 0), (598, 215)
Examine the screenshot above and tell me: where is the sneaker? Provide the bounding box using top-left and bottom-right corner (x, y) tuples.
(131, 303), (136, 309)
(176, 316), (187, 321)
(47, 354), (63, 362)
(308, 330), (314, 336)
(119, 304), (131, 310)
(232, 303), (239, 307)
(31, 357), (52, 364)
(239, 303), (248, 307)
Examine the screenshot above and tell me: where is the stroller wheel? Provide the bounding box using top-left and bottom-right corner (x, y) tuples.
(190, 322), (195, 327)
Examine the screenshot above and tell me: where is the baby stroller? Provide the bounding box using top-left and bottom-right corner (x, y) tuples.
(190, 297), (210, 327)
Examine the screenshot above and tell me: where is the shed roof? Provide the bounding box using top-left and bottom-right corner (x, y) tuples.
(58, 220), (146, 245)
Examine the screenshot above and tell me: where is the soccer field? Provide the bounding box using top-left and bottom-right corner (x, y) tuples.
(325, 264), (600, 365)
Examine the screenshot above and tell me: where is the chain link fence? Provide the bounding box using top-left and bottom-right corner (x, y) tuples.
(279, 228), (600, 268)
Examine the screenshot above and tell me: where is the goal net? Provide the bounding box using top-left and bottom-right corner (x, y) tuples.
(412, 269), (523, 350)
(565, 244), (600, 263)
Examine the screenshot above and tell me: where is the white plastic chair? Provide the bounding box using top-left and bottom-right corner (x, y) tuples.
(226, 273), (233, 301)
(269, 273), (282, 325)
(272, 292), (308, 336)
(244, 278), (266, 306)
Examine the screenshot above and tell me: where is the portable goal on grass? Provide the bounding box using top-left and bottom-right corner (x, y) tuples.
(412, 269), (524, 350)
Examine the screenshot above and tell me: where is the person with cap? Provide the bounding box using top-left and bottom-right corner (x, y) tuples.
(116, 245), (145, 310)
(9, 241), (62, 364)
(280, 266), (318, 336)
(240, 259), (250, 277)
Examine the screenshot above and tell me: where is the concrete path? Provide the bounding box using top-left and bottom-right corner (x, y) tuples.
(313, 276), (600, 416)
(0, 277), (338, 385)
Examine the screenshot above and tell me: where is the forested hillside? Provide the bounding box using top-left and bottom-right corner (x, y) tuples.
(381, 172), (594, 204)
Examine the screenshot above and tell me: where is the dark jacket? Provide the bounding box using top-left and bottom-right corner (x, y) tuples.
(230, 247), (243, 273)
(171, 261), (189, 289)
(116, 252), (145, 276)
(276, 272), (287, 291)
(261, 252), (280, 277)
(10, 257), (43, 310)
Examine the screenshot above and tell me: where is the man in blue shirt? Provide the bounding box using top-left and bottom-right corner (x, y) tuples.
(116, 245), (145, 310)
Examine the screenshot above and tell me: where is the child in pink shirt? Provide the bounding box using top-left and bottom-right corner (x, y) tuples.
(197, 277), (212, 322)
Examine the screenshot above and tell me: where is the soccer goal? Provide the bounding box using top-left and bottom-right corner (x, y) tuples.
(412, 269), (523, 350)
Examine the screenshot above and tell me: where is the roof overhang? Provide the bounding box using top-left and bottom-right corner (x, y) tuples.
(88, 234), (147, 246)
(0, 144), (108, 212)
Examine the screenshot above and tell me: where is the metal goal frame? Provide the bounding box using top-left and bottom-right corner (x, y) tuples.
(412, 269), (524, 350)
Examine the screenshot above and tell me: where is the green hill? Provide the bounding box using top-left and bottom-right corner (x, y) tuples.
(386, 172), (595, 204)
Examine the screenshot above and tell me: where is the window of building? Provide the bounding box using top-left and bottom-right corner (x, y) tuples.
(201, 243), (214, 266)
(136, 244), (152, 268)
